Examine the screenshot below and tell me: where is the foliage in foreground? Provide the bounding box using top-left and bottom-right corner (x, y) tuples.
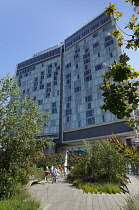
(71, 140), (127, 182)
(109, 136), (139, 164)
(67, 139), (128, 193)
(123, 192), (139, 210)
(0, 74), (50, 199)
(0, 183), (40, 210)
(100, 1), (139, 128)
(69, 178), (122, 194)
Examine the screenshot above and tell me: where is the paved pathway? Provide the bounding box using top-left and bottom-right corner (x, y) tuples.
(28, 175), (139, 210)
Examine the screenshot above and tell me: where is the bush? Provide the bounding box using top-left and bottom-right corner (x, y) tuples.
(83, 175), (98, 182)
(0, 183), (40, 210)
(71, 140), (127, 183)
(0, 169), (17, 199)
(70, 179), (122, 194)
(72, 179), (81, 186)
(67, 173), (76, 182)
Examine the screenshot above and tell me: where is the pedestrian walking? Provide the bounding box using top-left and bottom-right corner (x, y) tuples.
(52, 166), (58, 184)
(63, 166), (67, 176)
(44, 166), (50, 184)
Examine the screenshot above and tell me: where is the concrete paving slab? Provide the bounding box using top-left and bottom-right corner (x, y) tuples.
(28, 174), (139, 210)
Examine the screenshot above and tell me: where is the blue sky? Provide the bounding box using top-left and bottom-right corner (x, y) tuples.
(0, 0), (138, 77)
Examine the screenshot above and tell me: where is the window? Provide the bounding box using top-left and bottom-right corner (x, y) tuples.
(95, 64), (103, 71)
(84, 58), (90, 64)
(84, 75), (92, 82)
(47, 73), (51, 78)
(46, 93), (50, 98)
(65, 109), (72, 115)
(85, 65), (88, 70)
(74, 54), (79, 59)
(67, 96), (72, 102)
(38, 99), (43, 105)
(46, 82), (51, 87)
(86, 117), (95, 125)
(75, 48), (80, 53)
(33, 87), (37, 91)
(85, 95), (92, 102)
(52, 108), (57, 114)
(48, 64), (52, 69)
(93, 32), (98, 38)
(104, 36), (114, 47)
(46, 87), (51, 92)
(85, 48), (89, 53)
(87, 103), (91, 109)
(93, 42), (99, 48)
(76, 64), (78, 69)
(23, 90), (25, 94)
(56, 66), (60, 70)
(84, 69), (91, 76)
(66, 116), (71, 122)
(110, 52), (113, 57)
(34, 77), (38, 81)
(54, 71), (58, 76)
(27, 89), (30, 93)
(54, 81), (57, 85)
(74, 86), (81, 93)
(83, 52), (90, 59)
(48, 69), (52, 73)
(67, 84), (71, 89)
(33, 96), (36, 101)
(86, 109), (94, 118)
(54, 76), (58, 81)
(66, 103), (71, 109)
(102, 114), (105, 122)
(65, 63), (71, 69)
(66, 79), (71, 84)
(40, 84), (44, 89)
(66, 73), (71, 79)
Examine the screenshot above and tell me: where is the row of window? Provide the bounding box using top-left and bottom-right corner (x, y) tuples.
(65, 13), (111, 49)
(17, 48), (61, 70)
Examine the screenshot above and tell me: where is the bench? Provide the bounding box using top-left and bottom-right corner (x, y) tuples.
(25, 179), (40, 189)
(119, 178), (129, 194)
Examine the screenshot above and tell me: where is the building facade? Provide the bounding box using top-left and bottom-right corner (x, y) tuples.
(15, 12), (136, 153)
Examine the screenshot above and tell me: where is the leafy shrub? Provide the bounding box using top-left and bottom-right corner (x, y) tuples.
(67, 173), (76, 182)
(70, 179), (122, 194)
(0, 169), (17, 199)
(83, 175), (98, 182)
(72, 179), (81, 186)
(0, 189), (40, 210)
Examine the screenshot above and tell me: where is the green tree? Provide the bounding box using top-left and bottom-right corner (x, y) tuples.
(71, 140), (127, 182)
(100, 1), (139, 127)
(0, 74), (50, 198)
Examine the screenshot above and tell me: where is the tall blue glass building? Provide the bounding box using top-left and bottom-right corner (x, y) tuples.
(15, 12), (135, 152)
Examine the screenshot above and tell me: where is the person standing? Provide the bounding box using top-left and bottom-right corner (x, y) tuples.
(44, 167), (50, 184)
(58, 165), (63, 175)
(63, 166), (67, 176)
(49, 165), (54, 176)
(52, 166), (58, 184)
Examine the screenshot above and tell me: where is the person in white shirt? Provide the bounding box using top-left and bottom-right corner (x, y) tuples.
(52, 166), (58, 183)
